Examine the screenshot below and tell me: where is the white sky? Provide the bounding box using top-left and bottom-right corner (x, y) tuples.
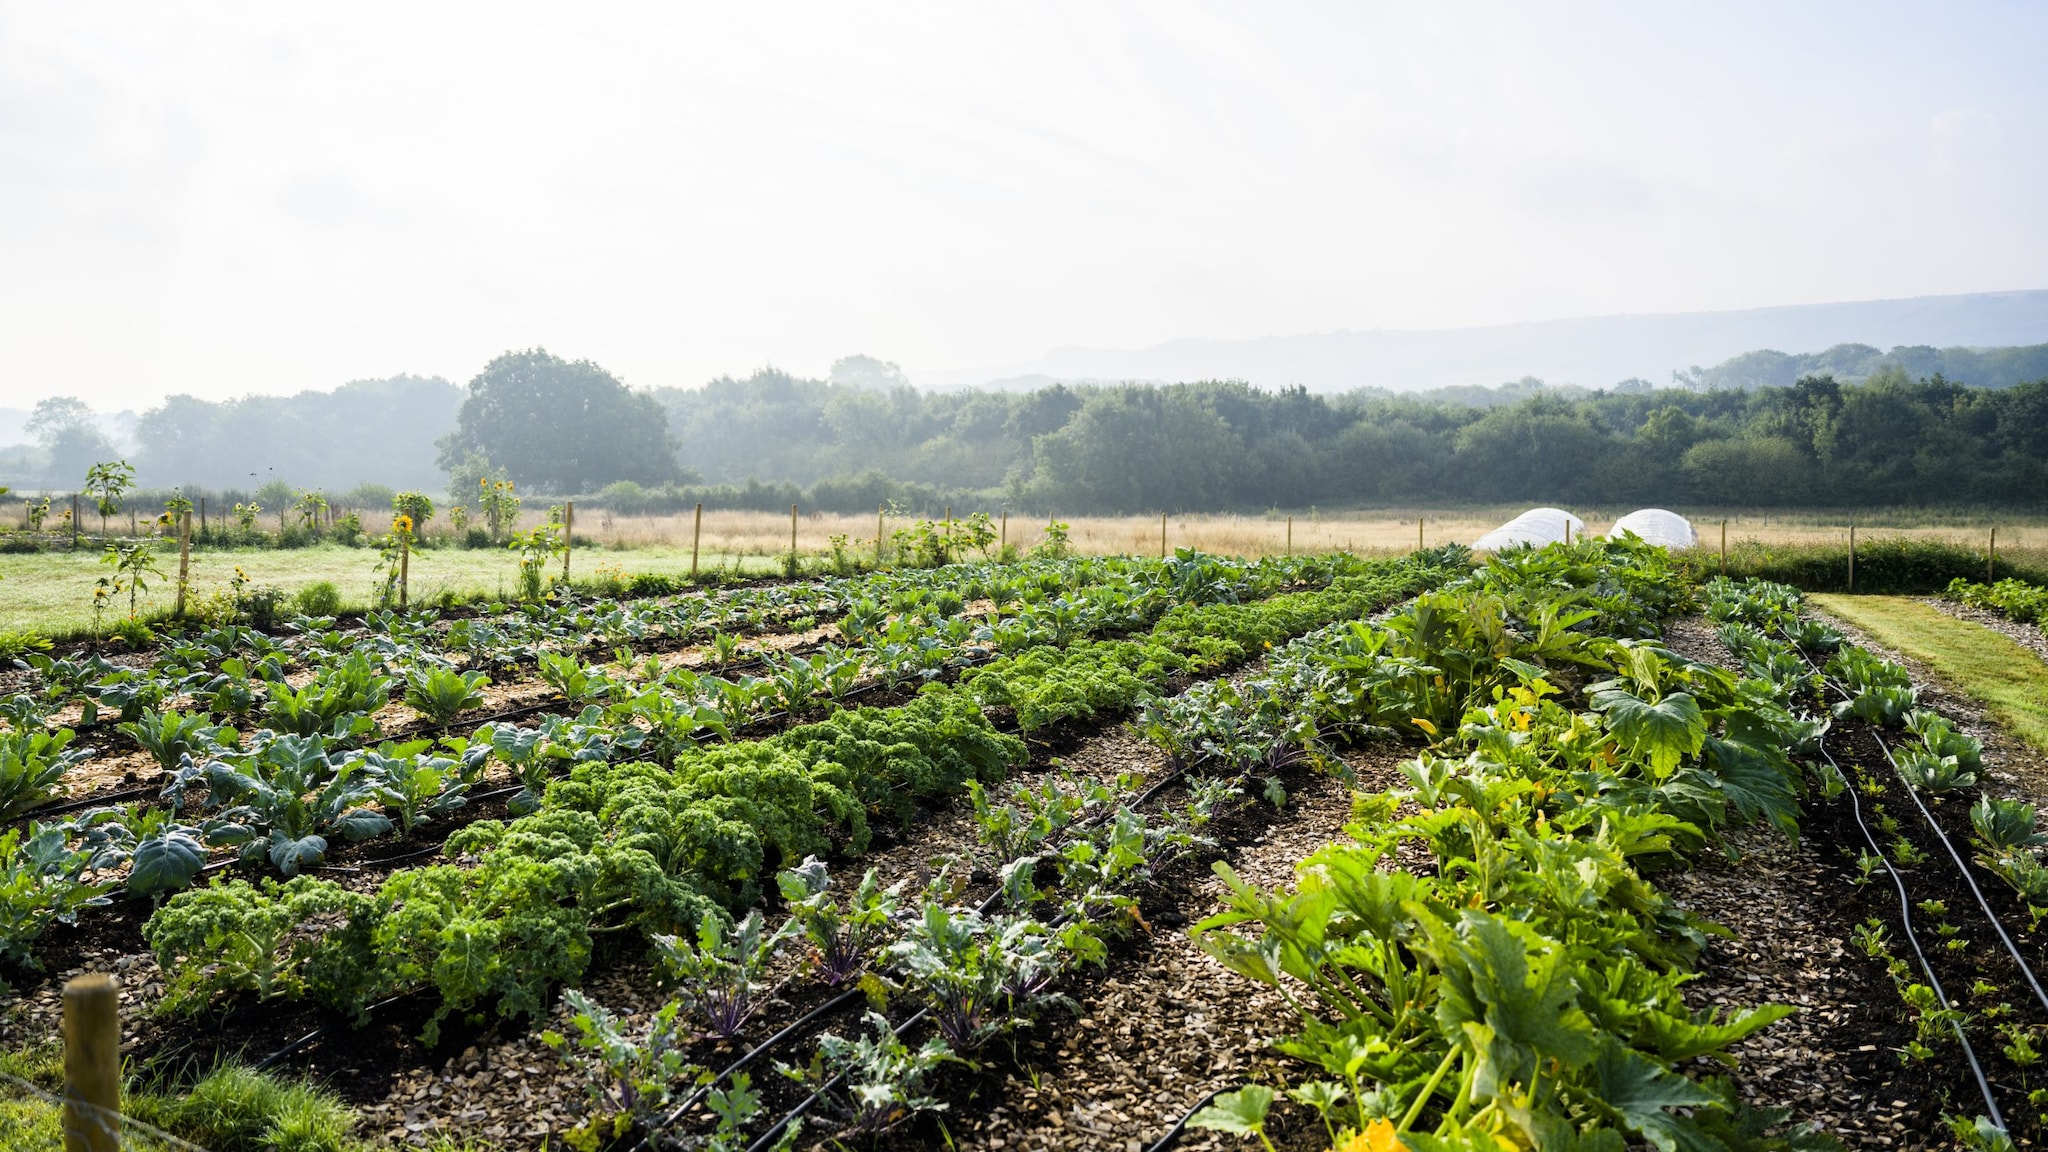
(2, 1), (2045, 408)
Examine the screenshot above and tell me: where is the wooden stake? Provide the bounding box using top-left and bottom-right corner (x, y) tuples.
(1990, 526), (1998, 584)
(1000, 510), (1007, 555)
(1847, 522), (1855, 593)
(1285, 515), (1292, 556)
(790, 503), (799, 570)
(176, 512), (192, 617)
(62, 974), (120, 1152)
(945, 506), (952, 563)
(691, 503), (703, 577)
(1720, 518), (1728, 576)
(199, 496), (207, 535)
(1160, 512), (1167, 558)
(563, 501), (574, 585)
(128, 506), (136, 537)
(876, 504), (885, 568)
(71, 494), (79, 550)
(1417, 517), (1424, 552)
(399, 533), (410, 610)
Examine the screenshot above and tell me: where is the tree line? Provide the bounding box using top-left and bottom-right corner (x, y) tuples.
(7, 345), (2047, 512)
(656, 362), (2048, 511)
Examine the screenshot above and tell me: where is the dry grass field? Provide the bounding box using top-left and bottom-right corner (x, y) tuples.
(558, 505), (2047, 562)
(5, 505), (2044, 637)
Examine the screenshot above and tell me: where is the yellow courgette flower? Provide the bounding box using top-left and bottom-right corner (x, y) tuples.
(1336, 1118), (1400, 1152)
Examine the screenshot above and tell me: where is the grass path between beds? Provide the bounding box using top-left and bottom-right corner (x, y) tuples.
(1811, 592), (2048, 756)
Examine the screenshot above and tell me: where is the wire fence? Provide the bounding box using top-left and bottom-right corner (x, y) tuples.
(0, 1071), (217, 1152)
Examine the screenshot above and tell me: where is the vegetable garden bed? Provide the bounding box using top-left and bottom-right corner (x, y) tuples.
(13, 540), (2048, 1151)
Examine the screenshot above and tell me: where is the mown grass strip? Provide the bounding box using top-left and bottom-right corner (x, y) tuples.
(1811, 593), (2048, 755)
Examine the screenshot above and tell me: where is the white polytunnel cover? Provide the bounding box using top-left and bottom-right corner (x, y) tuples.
(1470, 507), (1585, 552)
(1607, 508), (1699, 550)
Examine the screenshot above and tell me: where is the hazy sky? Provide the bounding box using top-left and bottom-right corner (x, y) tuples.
(4, 2), (2046, 409)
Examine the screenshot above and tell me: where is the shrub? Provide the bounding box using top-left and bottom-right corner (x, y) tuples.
(1682, 536), (2048, 595)
(0, 630), (52, 660)
(293, 581), (343, 617)
(109, 617), (155, 648)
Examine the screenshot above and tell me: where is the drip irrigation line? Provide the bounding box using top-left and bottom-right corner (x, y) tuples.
(1145, 1083), (1230, 1152)
(1769, 618), (2007, 1129)
(250, 991), (420, 1072)
(742, 1007), (934, 1152)
(1816, 736), (2006, 1131)
(638, 757), (1205, 1151)
(21, 783), (157, 819)
(637, 987), (867, 1149)
(1782, 622), (2048, 1022)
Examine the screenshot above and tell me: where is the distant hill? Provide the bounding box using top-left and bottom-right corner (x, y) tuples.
(924, 289), (2048, 392)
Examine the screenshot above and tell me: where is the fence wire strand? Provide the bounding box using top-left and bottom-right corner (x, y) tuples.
(0, 1071), (218, 1152)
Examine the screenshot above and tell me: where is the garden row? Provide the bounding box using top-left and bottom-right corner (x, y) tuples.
(1728, 581), (2048, 1143)
(1945, 574), (2048, 625)
(449, 539), (1840, 1150)
(1160, 546), (2048, 1150)
(0, 551), (1412, 990)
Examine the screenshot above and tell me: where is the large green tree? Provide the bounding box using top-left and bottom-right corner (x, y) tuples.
(438, 349), (677, 493)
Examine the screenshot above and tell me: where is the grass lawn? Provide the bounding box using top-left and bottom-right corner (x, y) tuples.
(1811, 593), (2048, 756)
(0, 543), (782, 636)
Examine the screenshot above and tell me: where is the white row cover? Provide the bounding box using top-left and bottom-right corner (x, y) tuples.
(1607, 508), (1699, 549)
(1471, 507), (1586, 552)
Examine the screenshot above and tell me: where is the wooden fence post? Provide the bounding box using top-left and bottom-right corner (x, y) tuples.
(1000, 511), (1007, 556)
(876, 504), (885, 568)
(399, 532), (410, 610)
(562, 501), (574, 585)
(1990, 526), (1998, 584)
(128, 506), (136, 537)
(790, 504), (799, 571)
(71, 494), (80, 550)
(691, 503), (703, 577)
(944, 506), (952, 563)
(62, 974), (120, 1152)
(1160, 512), (1167, 558)
(199, 496), (207, 536)
(1286, 515), (1292, 556)
(1720, 519), (1728, 576)
(1847, 523), (1856, 593)
(176, 512), (192, 617)
(1417, 517), (1424, 552)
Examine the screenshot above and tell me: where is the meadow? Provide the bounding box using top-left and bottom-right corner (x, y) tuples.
(4, 505), (2045, 636)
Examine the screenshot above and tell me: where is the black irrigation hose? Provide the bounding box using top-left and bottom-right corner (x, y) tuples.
(1145, 1083), (1230, 1152)
(633, 758), (1204, 1151)
(249, 991), (420, 1072)
(1784, 623), (2048, 1021)
(637, 987), (867, 1148)
(1863, 707), (2048, 1020)
(22, 783), (157, 819)
(1774, 621), (2008, 1128)
(1816, 736), (2007, 1131)
(742, 1007), (935, 1152)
